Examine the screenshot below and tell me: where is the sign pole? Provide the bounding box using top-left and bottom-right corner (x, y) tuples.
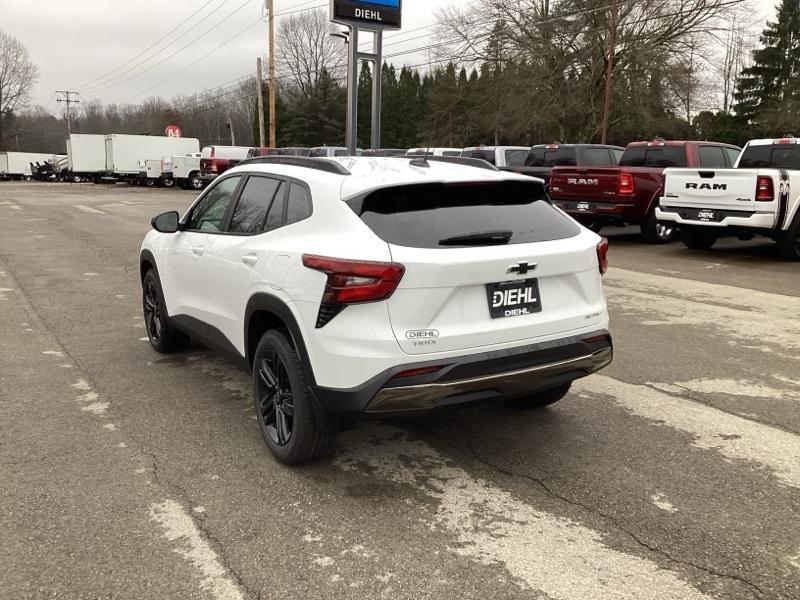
(256, 57), (266, 148)
(345, 26), (359, 155)
(370, 30), (382, 150)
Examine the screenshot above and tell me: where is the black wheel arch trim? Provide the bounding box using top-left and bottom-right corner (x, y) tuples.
(139, 249), (160, 284)
(245, 293), (316, 384)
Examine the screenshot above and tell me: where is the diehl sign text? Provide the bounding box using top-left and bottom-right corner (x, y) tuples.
(332, 0), (402, 28)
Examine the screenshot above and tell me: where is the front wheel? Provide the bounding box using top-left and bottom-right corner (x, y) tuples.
(681, 226), (718, 250)
(506, 383), (572, 410)
(142, 270), (189, 353)
(161, 177), (175, 188)
(253, 330), (334, 465)
(641, 211), (675, 243)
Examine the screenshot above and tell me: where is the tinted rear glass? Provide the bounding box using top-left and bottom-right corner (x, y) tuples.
(504, 149), (528, 167)
(348, 181), (580, 249)
(526, 147), (577, 167)
(738, 144), (800, 169)
(463, 149), (496, 164)
(582, 148), (614, 166)
(620, 145), (686, 168)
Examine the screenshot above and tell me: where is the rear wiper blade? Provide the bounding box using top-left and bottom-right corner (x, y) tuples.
(438, 230), (513, 246)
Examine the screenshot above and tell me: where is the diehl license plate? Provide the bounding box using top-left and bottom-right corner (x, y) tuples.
(485, 279), (542, 319)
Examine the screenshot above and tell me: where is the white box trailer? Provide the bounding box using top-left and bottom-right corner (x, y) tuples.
(0, 152), (57, 179)
(66, 134), (107, 181)
(106, 134), (199, 180)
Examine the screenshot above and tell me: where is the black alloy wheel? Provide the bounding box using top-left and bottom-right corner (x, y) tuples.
(256, 351), (295, 446)
(143, 278), (163, 344)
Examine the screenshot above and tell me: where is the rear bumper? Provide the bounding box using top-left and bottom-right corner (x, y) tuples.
(656, 205), (776, 229)
(310, 330), (613, 419)
(552, 199), (644, 223)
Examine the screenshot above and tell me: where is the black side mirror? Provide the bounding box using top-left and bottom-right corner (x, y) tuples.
(151, 211), (180, 233)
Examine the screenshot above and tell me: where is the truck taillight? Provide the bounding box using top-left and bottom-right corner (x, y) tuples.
(618, 173), (634, 195)
(303, 255), (405, 327)
(755, 176), (774, 201)
(596, 237), (609, 275)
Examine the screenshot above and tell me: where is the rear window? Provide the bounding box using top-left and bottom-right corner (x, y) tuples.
(348, 181), (580, 249)
(582, 148), (616, 166)
(737, 144), (800, 169)
(463, 149), (496, 165)
(504, 149), (528, 167)
(526, 147), (577, 167)
(620, 145), (686, 168)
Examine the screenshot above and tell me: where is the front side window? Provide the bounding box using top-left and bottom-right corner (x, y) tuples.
(186, 176), (241, 232)
(228, 176), (282, 234)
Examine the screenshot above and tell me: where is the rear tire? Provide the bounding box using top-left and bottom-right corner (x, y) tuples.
(506, 383), (572, 410)
(775, 210), (800, 261)
(681, 226), (718, 250)
(253, 330), (335, 465)
(142, 270), (190, 353)
(641, 210), (675, 244)
(162, 177), (175, 188)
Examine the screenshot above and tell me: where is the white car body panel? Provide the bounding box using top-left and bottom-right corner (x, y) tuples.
(142, 158), (610, 390)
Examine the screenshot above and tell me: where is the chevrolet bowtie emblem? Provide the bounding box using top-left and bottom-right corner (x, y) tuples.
(507, 262), (537, 275)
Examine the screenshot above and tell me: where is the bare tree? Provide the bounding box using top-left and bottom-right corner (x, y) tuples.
(276, 9), (345, 100)
(0, 30), (39, 148)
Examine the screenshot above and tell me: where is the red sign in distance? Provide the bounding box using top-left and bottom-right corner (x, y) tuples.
(165, 124), (182, 138)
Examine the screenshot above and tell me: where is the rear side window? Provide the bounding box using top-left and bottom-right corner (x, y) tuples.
(348, 181), (580, 249)
(620, 146), (687, 168)
(308, 148), (325, 157)
(334, 149), (349, 157)
(441, 150), (462, 157)
(526, 147), (577, 167)
(697, 145), (726, 168)
(285, 183), (313, 225)
(582, 148), (614, 166)
(228, 176), (282, 234)
(611, 148), (624, 163)
(738, 144), (800, 169)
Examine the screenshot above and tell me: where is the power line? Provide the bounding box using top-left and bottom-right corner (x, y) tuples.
(78, 0), (221, 90)
(82, 0), (253, 95)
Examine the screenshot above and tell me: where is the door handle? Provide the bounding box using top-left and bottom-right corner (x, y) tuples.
(191, 246), (205, 256)
(241, 253), (258, 266)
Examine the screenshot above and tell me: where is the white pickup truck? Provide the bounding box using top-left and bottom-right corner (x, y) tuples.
(657, 138), (800, 260)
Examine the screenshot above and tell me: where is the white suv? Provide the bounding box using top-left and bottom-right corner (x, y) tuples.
(140, 156), (613, 464)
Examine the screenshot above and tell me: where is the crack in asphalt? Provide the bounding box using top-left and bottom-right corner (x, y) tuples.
(448, 428), (767, 600)
(142, 447), (262, 600)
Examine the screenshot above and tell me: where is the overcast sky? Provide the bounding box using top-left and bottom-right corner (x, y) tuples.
(4, 0), (771, 117)
(3, 0), (468, 115)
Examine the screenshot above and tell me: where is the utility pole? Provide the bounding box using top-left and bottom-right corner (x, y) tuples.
(256, 57), (266, 148)
(227, 115), (236, 146)
(599, 0), (617, 145)
(56, 90), (81, 136)
(266, 0), (276, 147)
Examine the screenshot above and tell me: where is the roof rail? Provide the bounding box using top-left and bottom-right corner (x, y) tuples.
(417, 155), (500, 171)
(236, 155), (351, 175)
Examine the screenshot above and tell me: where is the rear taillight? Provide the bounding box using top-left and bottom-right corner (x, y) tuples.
(303, 254), (405, 327)
(618, 173), (634, 195)
(596, 237), (609, 275)
(755, 176), (774, 202)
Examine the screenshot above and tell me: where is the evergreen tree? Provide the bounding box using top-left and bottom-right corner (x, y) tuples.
(734, 0), (800, 134)
(357, 61), (372, 148)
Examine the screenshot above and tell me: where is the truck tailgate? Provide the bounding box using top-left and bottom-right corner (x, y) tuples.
(549, 167), (621, 201)
(662, 168), (759, 211)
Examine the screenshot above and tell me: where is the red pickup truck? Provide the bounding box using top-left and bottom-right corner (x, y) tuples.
(548, 139), (741, 242)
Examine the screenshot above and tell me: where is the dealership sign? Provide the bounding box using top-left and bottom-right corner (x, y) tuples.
(331, 0), (401, 28)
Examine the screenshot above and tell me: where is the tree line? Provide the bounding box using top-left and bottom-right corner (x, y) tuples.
(1, 0), (799, 154)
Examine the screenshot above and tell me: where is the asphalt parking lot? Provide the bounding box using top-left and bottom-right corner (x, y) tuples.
(1, 181), (799, 600)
